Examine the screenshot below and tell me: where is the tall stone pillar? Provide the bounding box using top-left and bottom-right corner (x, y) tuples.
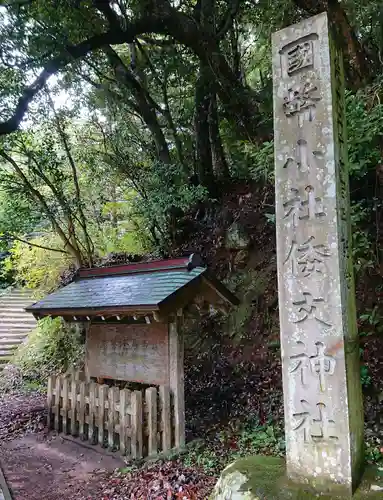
(272, 12), (364, 495)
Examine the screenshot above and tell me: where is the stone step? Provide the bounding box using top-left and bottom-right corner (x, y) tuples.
(0, 338), (24, 346)
(0, 348), (17, 356)
(0, 304), (35, 310)
(0, 318), (37, 326)
(0, 299), (34, 304)
(0, 301), (32, 311)
(0, 328), (35, 335)
(0, 356), (12, 365)
(0, 313), (36, 320)
(0, 334), (28, 342)
(0, 346), (21, 354)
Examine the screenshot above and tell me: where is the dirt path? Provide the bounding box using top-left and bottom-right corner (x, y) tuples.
(1, 433), (123, 500)
(0, 433), (123, 500)
(0, 390), (123, 500)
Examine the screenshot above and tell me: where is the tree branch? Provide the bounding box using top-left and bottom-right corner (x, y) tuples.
(0, 17), (161, 136)
(1, 233), (69, 254)
(217, 0), (240, 39)
(93, 0), (123, 31)
(0, 0), (264, 140)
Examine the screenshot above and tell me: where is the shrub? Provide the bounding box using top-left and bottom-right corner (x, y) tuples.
(12, 317), (84, 381)
(4, 236), (71, 296)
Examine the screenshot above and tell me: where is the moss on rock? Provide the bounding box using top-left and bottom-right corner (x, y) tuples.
(211, 456), (383, 499)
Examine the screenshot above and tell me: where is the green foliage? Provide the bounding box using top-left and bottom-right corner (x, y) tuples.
(226, 268), (271, 342)
(350, 202), (377, 275)
(359, 306), (383, 337)
(12, 317), (84, 381)
(346, 87), (383, 180)
(235, 420), (285, 457)
(134, 163), (207, 249)
(360, 363), (372, 389)
(365, 439), (383, 464)
(229, 140), (274, 182)
(0, 189), (42, 244)
(5, 237), (71, 295)
(182, 420), (284, 475)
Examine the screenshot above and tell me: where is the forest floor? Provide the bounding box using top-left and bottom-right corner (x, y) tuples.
(1, 334), (383, 500)
(1, 184), (382, 499)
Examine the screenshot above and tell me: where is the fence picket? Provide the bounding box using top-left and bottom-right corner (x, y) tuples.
(79, 381), (86, 438)
(70, 379), (77, 435)
(47, 377), (174, 459)
(146, 387), (158, 456)
(160, 386), (171, 452)
(54, 377), (61, 431)
(108, 387), (117, 449)
(62, 376), (69, 434)
(98, 384), (107, 447)
(119, 389), (130, 456)
(47, 375), (55, 429)
(88, 382), (96, 444)
(131, 391), (143, 459)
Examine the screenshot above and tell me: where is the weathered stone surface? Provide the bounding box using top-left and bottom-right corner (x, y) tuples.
(225, 222), (251, 250)
(234, 250), (250, 269)
(272, 12), (363, 494)
(212, 468), (257, 500)
(211, 456), (383, 499)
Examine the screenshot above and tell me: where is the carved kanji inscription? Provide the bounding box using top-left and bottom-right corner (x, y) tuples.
(283, 187), (326, 228)
(293, 401), (338, 443)
(286, 41), (314, 75)
(290, 341), (336, 391)
(283, 82), (321, 122)
(284, 236), (331, 276)
(291, 292), (332, 327)
(283, 139), (324, 174)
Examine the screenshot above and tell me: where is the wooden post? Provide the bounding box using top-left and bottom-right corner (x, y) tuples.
(54, 376), (61, 431)
(47, 375), (55, 429)
(119, 389), (130, 456)
(79, 381), (86, 439)
(98, 384), (107, 447)
(159, 385), (171, 453)
(169, 312), (185, 448)
(62, 376), (69, 434)
(70, 378), (77, 435)
(131, 391), (143, 459)
(146, 387), (158, 456)
(88, 382), (96, 443)
(108, 386), (117, 449)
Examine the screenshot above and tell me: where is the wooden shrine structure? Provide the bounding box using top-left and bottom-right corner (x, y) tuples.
(27, 254), (238, 456)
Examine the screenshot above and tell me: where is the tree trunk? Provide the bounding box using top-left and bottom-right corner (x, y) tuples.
(104, 46), (172, 164)
(292, 0), (373, 88)
(209, 93), (229, 180)
(195, 65), (215, 193)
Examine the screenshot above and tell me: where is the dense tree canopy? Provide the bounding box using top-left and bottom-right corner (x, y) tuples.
(0, 0), (382, 274)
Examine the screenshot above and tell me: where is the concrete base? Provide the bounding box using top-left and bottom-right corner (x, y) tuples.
(211, 456), (383, 499)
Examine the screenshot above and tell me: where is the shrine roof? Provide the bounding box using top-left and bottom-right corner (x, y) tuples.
(26, 254), (238, 319)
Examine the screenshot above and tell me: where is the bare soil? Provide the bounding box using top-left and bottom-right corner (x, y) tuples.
(0, 391), (122, 500)
(1, 434), (122, 500)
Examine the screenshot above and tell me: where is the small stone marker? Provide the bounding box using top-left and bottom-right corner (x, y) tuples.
(272, 12), (364, 495)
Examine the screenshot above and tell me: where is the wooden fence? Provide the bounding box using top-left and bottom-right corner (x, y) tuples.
(47, 374), (175, 458)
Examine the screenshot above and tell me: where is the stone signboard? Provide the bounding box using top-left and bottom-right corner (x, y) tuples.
(86, 323), (169, 385)
(272, 13), (364, 494)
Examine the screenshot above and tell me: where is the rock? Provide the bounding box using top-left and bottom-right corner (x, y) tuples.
(234, 250), (249, 269)
(211, 456), (383, 499)
(211, 456), (284, 500)
(225, 222), (251, 250)
(212, 466), (258, 499)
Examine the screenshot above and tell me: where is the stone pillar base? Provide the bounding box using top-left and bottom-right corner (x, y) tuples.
(211, 456), (383, 499)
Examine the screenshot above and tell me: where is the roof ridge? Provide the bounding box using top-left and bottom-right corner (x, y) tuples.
(77, 254), (204, 279)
